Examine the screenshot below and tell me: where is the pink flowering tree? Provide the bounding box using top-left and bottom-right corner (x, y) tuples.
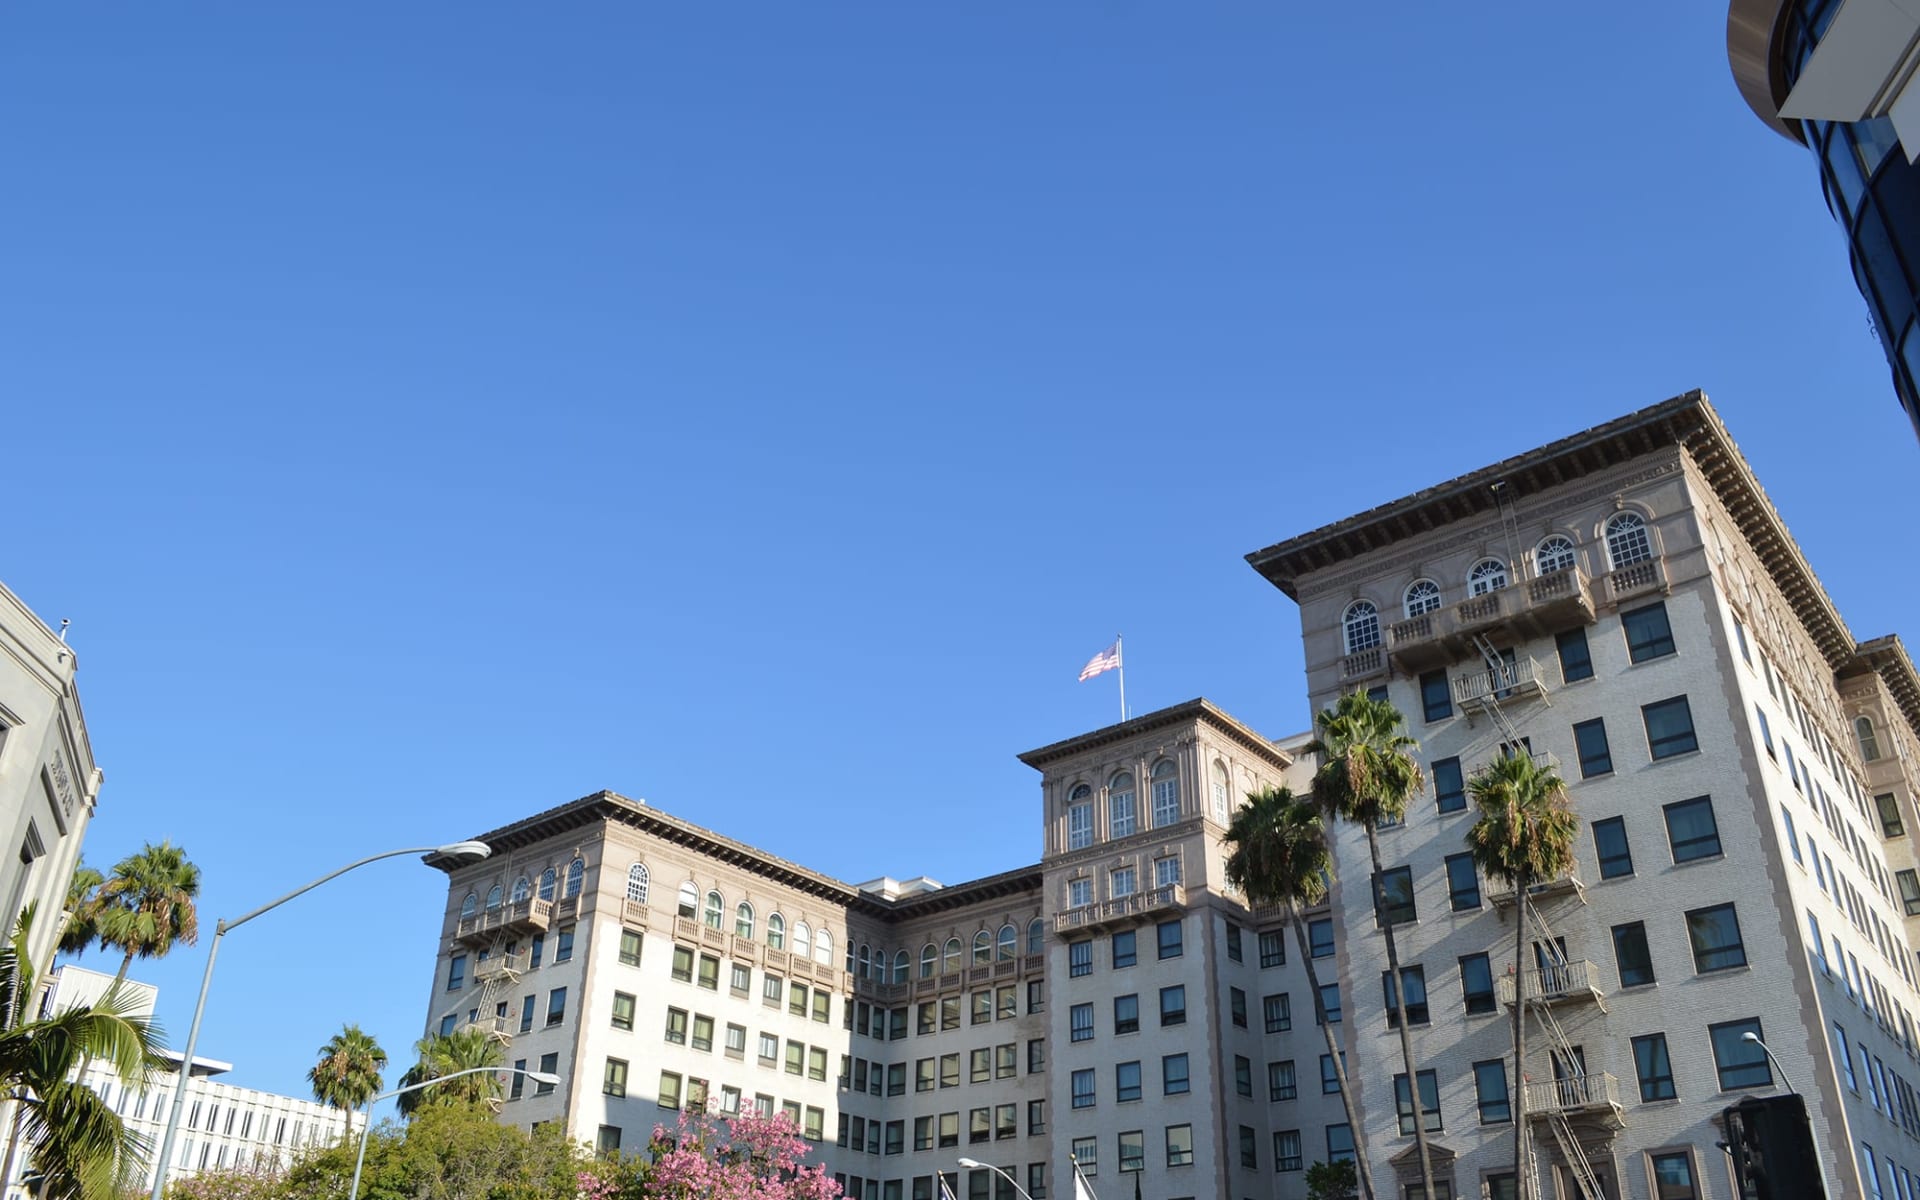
(643, 1109), (842, 1200)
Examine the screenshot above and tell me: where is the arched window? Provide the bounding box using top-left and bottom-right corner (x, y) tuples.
(793, 922), (811, 959)
(972, 930), (992, 964)
(767, 913), (786, 950)
(813, 928), (832, 966)
(564, 858), (585, 899)
(846, 941), (857, 974)
(1857, 716), (1883, 762)
(997, 924), (1017, 961)
(510, 876), (530, 903)
(1342, 601), (1381, 654)
(538, 869), (556, 901)
(1067, 783), (1094, 851)
(1027, 919), (1045, 955)
(1403, 580), (1442, 618)
(676, 882), (698, 919)
(626, 864), (650, 904)
(1467, 558), (1509, 595)
(1108, 773), (1137, 838)
(1605, 512), (1653, 569)
(735, 902), (755, 939)
(485, 884), (503, 911)
(1534, 535), (1577, 576)
(1211, 761), (1231, 822)
(858, 945), (872, 978)
(1151, 759), (1180, 826)
(894, 949), (910, 984)
(460, 892), (477, 918)
(920, 943), (938, 979)
(943, 937), (962, 974)
(702, 891), (724, 930)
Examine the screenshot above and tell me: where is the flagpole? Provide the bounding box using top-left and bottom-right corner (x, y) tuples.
(1116, 634), (1126, 721)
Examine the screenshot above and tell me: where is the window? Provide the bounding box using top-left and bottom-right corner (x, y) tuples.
(486, 884), (503, 911)
(1631, 1033), (1676, 1101)
(1115, 1061), (1141, 1103)
(1109, 866), (1136, 897)
(1210, 760), (1231, 822)
(519, 995), (535, 1033)
(1274, 1130), (1302, 1172)
(1622, 602), (1676, 662)
(603, 1058), (628, 1097)
(1383, 966), (1428, 1028)
(1445, 854), (1480, 910)
(703, 891), (724, 930)
(1858, 716), (1884, 762)
(657, 1071), (681, 1109)
(1594, 816), (1633, 878)
(1159, 986), (1186, 1026)
(1071, 1137), (1096, 1176)
(1309, 918), (1334, 958)
(1686, 903), (1747, 972)
(1225, 922), (1242, 962)
(1898, 869), (1920, 917)
(1069, 941), (1092, 978)
(997, 924), (1017, 961)
(1325, 1124), (1354, 1164)
(1393, 1071), (1442, 1134)
(1473, 1060), (1509, 1123)
(696, 954), (719, 990)
(564, 858), (584, 898)
(1612, 922), (1654, 987)
(1157, 920), (1183, 959)
(767, 913), (786, 949)
(1263, 993), (1291, 1033)
(1572, 719), (1613, 777)
(1460, 954), (1495, 1014)
(940, 1053), (959, 1087)
(1259, 930), (1285, 968)
(1269, 1059), (1297, 1101)
(1067, 786), (1093, 851)
(1238, 1123), (1257, 1168)
(626, 862), (649, 903)
(1114, 993), (1139, 1035)
(1116, 1130), (1144, 1174)
(1643, 696), (1698, 759)
(1376, 866), (1416, 925)
(793, 922), (811, 959)
(1467, 558), (1508, 595)
(691, 1015), (714, 1052)
(446, 955), (466, 991)
(1164, 1124), (1193, 1168)
(729, 963), (750, 995)
(724, 1023), (746, 1057)
(1067, 878), (1091, 908)
(1071, 1069), (1095, 1109)
(1535, 535), (1576, 575)
(1111, 930), (1137, 968)
(546, 987), (567, 1027)
(1230, 987), (1248, 1028)
(735, 902), (755, 939)
(1070, 1004), (1094, 1043)
(1316, 983), (1341, 1024)
(1708, 1018), (1770, 1089)
(1663, 796), (1721, 862)
(1756, 707), (1775, 758)
(1109, 774), (1137, 838)
(1028, 1040), (1044, 1074)
(619, 929), (642, 966)
(555, 926), (574, 963)
(1605, 511), (1652, 568)
(611, 992), (635, 1031)
(1343, 601), (1381, 655)
(1876, 793), (1905, 838)
(1151, 759), (1179, 826)
(1432, 757), (1465, 813)
(1420, 670), (1452, 722)
(1555, 627), (1594, 683)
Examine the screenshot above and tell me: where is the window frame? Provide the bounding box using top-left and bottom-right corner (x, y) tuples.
(1663, 796), (1722, 863)
(1622, 601), (1677, 663)
(1642, 696), (1699, 760)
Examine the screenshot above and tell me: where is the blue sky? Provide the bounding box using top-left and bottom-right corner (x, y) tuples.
(3, 4), (1914, 1106)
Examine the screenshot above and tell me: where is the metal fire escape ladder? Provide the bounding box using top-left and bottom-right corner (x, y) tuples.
(1523, 909), (1607, 1200)
(469, 939), (523, 1045)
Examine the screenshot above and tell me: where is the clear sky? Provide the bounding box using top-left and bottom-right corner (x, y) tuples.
(3, 4), (1915, 1109)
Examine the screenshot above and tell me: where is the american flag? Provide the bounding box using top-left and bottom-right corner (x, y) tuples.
(1078, 640), (1121, 682)
(938, 1175), (959, 1200)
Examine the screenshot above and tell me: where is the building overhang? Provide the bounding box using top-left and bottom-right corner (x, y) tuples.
(1728, 0), (1802, 141)
(1016, 697), (1293, 773)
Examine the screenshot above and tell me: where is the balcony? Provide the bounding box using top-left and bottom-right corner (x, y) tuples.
(622, 898), (651, 930)
(1524, 1073), (1624, 1127)
(454, 898), (551, 948)
(459, 1014), (512, 1044)
(1340, 646), (1387, 684)
(1496, 959), (1607, 1012)
(1453, 655), (1548, 708)
(1386, 568), (1596, 673)
(1387, 613), (1447, 670)
(1054, 883), (1187, 936)
(1488, 869), (1584, 910)
(473, 952), (526, 984)
(1603, 558), (1668, 606)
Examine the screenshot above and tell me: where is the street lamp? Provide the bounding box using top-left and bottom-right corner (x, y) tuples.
(148, 840), (491, 1200)
(1740, 1030), (1833, 1200)
(956, 1158), (1036, 1200)
(349, 1065), (561, 1199)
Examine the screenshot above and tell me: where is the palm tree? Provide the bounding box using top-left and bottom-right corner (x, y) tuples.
(0, 904), (165, 1200)
(395, 1028), (505, 1116)
(56, 864), (104, 959)
(1306, 690), (1434, 1200)
(1222, 786), (1376, 1200)
(92, 841), (201, 982)
(308, 1023), (388, 1140)
(1465, 752), (1579, 1200)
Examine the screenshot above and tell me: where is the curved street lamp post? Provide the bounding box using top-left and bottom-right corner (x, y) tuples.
(956, 1158), (1036, 1200)
(147, 840), (491, 1200)
(348, 1065), (561, 1200)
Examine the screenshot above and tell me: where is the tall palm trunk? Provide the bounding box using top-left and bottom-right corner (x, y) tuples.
(1511, 885), (1531, 1200)
(1369, 827), (1436, 1200)
(1289, 902), (1375, 1200)
(114, 951), (132, 983)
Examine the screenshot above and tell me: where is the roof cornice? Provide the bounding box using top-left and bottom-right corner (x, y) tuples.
(1851, 635), (1920, 748)
(1017, 697), (1292, 772)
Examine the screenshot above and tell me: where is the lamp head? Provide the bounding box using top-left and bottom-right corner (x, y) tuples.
(526, 1071), (562, 1086)
(434, 840), (492, 862)
(1741, 1031), (1761, 1044)
(957, 1158), (984, 1170)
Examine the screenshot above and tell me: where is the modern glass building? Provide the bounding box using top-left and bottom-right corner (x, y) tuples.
(1729, 0), (1920, 441)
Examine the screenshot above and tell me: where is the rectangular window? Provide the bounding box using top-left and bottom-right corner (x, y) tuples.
(1028, 1039), (1044, 1074)
(691, 1015), (714, 1052)
(1275, 1130), (1302, 1172)
(1069, 941), (1092, 978)
(1235, 1055), (1253, 1098)
(1593, 816), (1634, 878)
(1164, 1124), (1193, 1168)
(618, 929), (642, 966)
(969, 1048), (990, 1083)
(1225, 921), (1242, 961)
(1068, 878), (1091, 908)
(1068, 803), (1093, 850)
(1433, 757), (1465, 813)
(1070, 1137), (1096, 1176)
(1709, 1018), (1771, 1089)
(1643, 696), (1699, 759)
(758, 1033), (778, 1066)
(1876, 793), (1905, 838)
(1382, 966), (1428, 1028)
(1308, 918), (1334, 958)
(1162, 1055), (1189, 1096)
(658, 1071), (681, 1109)
(939, 1113), (959, 1149)
(1114, 1129), (1144, 1174)
(1572, 719), (1613, 777)
(1317, 982), (1341, 1024)
(1263, 992), (1291, 1033)
(724, 1023), (746, 1058)
(1612, 921), (1655, 988)
(1622, 601), (1676, 662)
(1159, 985), (1186, 1026)
(1376, 866), (1417, 925)
(546, 987), (567, 1027)
(1897, 869), (1920, 917)
(1393, 1070), (1442, 1134)
(1115, 1060), (1142, 1103)
(612, 992), (635, 1032)
(765, 975), (784, 1008)
(729, 964), (749, 995)
(446, 955), (467, 991)
(1259, 930), (1285, 968)
(1632, 1033), (1676, 1102)
(1420, 669), (1452, 722)
(1460, 953), (1495, 1015)
(1028, 1099), (1045, 1135)
(1326, 1124), (1355, 1165)
(1070, 1003), (1094, 1042)
(1109, 865), (1136, 897)
(785, 1041), (804, 1075)
(971, 991), (992, 1025)
(1664, 796), (1721, 862)
(1756, 707), (1775, 758)
(603, 1057), (628, 1097)
(664, 1008), (688, 1044)
(1111, 929), (1136, 968)
(941, 996), (960, 1030)
(1782, 807), (1803, 864)
(1230, 986), (1248, 1028)
(1113, 993), (1139, 1035)
(1269, 1059), (1297, 1101)
(1154, 856), (1181, 887)
(1473, 1060), (1510, 1123)
(696, 954), (719, 990)
(1734, 617), (1750, 663)
(1156, 920), (1183, 959)
(1556, 627), (1594, 683)
(1071, 1069), (1095, 1109)
(671, 946), (694, 983)
(940, 1054), (959, 1088)
(790, 982), (809, 1017)
(1686, 903), (1747, 972)
(1320, 1053), (1342, 1094)
(555, 926), (575, 963)
(1445, 853), (1480, 910)
(510, 1059), (527, 1101)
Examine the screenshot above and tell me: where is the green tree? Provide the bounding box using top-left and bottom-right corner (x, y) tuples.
(276, 1103), (585, 1200)
(306, 1024), (387, 1141)
(56, 863), (105, 959)
(1465, 751), (1579, 1200)
(393, 1029), (504, 1116)
(1305, 1160), (1359, 1200)
(0, 904), (166, 1200)
(1222, 786), (1375, 1200)
(92, 841), (202, 982)
(1306, 690), (1434, 1200)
